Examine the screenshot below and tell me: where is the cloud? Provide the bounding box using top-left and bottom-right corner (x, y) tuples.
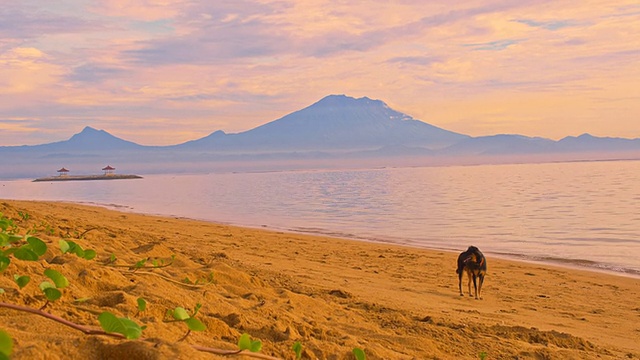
(513, 19), (579, 31)
(463, 39), (520, 51)
(0, 47), (62, 94)
(386, 55), (442, 66)
(0, 4), (96, 40)
(65, 63), (129, 83)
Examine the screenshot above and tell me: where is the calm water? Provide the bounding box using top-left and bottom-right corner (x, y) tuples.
(2, 161), (639, 277)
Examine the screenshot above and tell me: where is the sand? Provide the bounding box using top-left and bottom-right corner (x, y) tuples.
(0, 199), (638, 360)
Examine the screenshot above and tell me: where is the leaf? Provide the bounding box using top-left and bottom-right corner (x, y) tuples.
(137, 297), (147, 312)
(13, 247), (39, 261)
(192, 303), (202, 317)
(59, 239), (70, 254)
(83, 249), (97, 260)
(39, 281), (55, 290)
(13, 275), (30, 289)
(44, 269), (69, 288)
(293, 341), (303, 359)
(41, 287), (62, 301)
(73, 246), (85, 258)
(26, 236), (47, 256)
(0, 289), (4, 294)
(0, 256), (9, 273)
(185, 317), (207, 331)
(238, 333), (262, 352)
(172, 307), (190, 321)
(109, 253), (117, 263)
(98, 312), (143, 340)
(249, 340), (262, 353)
(63, 240), (86, 257)
(238, 333), (252, 350)
(353, 348), (366, 360)
(74, 297), (92, 303)
(134, 259), (146, 269)
(0, 330), (13, 357)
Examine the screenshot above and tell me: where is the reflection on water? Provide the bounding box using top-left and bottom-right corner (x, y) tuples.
(2, 160), (639, 276)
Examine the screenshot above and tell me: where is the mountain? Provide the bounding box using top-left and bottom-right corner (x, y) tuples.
(0, 94), (639, 179)
(441, 134), (556, 155)
(441, 133), (640, 156)
(177, 95), (469, 152)
(556, 133), (640, 152)
(2, 126), (145, 154)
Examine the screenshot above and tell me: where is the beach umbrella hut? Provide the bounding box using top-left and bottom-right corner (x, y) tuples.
(102, 165), (116, 175)
(57, 167), (70, 177)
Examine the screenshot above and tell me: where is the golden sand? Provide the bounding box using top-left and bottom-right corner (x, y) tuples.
(1, 200), (638, 359)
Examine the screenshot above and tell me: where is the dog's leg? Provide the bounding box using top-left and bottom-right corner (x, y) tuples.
(477, 273), (485, 299)
(458, 272), (464, 296)
(472, 274), (478, 299)
(467, 270), (473, 297)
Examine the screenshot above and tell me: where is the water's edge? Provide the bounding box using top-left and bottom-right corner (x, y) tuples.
(79, 199), (640, 280)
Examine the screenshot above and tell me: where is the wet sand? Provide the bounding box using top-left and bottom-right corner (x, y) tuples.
(1, 200), (639, 359)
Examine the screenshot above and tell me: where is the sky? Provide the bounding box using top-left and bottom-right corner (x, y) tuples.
(1, 0), (639, 146)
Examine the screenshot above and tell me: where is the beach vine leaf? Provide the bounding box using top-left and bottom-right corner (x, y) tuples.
(292, 341), (303, 359)
(44, 269), (69, 289)
(59, 239), (70, 254)
(83, 249), (97, 260)
(11, 247), (39, 261)
(39, 282), (62, 302)
(0, 215), (16, 233)
(98, 312), (143, 340)
(0, 257), (9, 273)
(26, 237), (47, 256)
(137, 297), (147, 313)
(59, 240), (96, 260)
(0, 330), (13, 359)
(168, 305), (206, 331)
(13, 274), (30, 289)
(8, 236), (47, 261)
(353, 347), (366, 360)
(0, 233), (22, 247)
(238, 333), (262, 353)
(134, 258), (147, 269)
(172, 307), (190, 321)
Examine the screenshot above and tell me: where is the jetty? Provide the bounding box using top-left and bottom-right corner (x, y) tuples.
(33, 166), (142, 182)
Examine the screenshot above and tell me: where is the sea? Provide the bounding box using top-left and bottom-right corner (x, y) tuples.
(1, 160), (639, 278)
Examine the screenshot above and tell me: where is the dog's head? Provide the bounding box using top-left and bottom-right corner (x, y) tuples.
(463, 253), (478, 264)
(462, 246), (485, 266)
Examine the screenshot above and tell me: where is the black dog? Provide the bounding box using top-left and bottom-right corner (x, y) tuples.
(456, 246), (487, 299)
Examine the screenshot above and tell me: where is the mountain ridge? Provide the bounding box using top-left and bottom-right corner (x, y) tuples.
(1, 94), (639, 179)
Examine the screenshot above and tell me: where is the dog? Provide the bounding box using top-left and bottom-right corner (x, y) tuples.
(456, 246), (487, 299)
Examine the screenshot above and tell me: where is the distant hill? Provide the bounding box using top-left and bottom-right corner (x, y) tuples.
(1, 126), (144, 154)
(1, 94), (639, 179)
(440, 134), (556, 155)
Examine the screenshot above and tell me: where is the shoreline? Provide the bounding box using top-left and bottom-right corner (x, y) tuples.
(40, 198), (640, 280)
(1, 199), (639, 359)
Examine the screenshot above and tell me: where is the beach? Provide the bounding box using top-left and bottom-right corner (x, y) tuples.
(1, 200), (638, 359)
